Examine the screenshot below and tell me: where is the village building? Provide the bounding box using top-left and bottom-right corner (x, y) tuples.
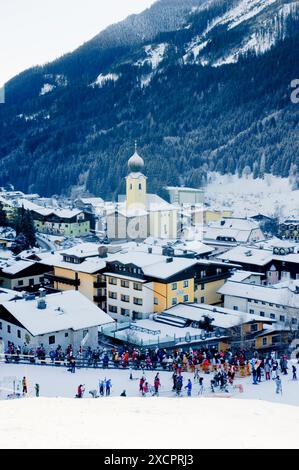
(0, 290), (114, 352)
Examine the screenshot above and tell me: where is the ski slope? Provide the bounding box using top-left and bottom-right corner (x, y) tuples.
(0, 363), (299, 448)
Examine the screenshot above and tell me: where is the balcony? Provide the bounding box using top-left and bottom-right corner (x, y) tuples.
(93, 295), (106, 303)
(45, 273), (80, 287)
(93, 281), (106, 288)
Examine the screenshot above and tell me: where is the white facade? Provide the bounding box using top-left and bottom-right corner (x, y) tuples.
(106, 275), (154, 320)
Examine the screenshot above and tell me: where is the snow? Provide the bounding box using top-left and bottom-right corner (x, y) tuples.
(136, 43), (167, 70)
(218, 280), (299, 309)
(0, 364), (299, 448)
(92, 73), (119, 88)
(40, 84), (55, 96)
(0, 259), (34, 275)
(205, 173), (299, 221)
(2, 291), (114, 336)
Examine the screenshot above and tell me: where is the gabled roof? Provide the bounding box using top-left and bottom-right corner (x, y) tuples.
(1, 291), (114, 336)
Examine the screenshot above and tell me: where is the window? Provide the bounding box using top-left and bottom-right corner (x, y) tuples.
(270, 313), (276, 319)
(28, 278), (34, 286)
(154, 298), (158, 305)
(272, 335), (280, 345)
(138, 184), (142, 190)
(109, 292), (117, 300)
(172, 298), (177, 306)
(262, 337), (267, 346)
(121, 280), (130, 288)
(121, 294), (130, 303)
(133, 298), (143, 306)
(17, 330), (21, 339)
(49, 335), (55, 345)
(279, 315), (285, 322)
(292, 318), (297, 325)
(65, 333), (69, 338)
(171, 283), (177, 291)
(260, 312), (265, 317)
(201, 297), (205, 304)
(109, 305), (118, 314)
(251, 324), (258, 332)
(17, 280), (24, 286)
(133, 283), (143, 291)
(233, 306), (239, 311)
(7, 325), (11, 334)
(183, 280), (189, 288)
(254, 300), (258, 304)
(184, 295), (189, 302)
(249, 309), (254, 314)
(201, 284), (205, 291)
(121, 308), (130, 317)
(109, 277), (117, 285)
(39, 277), (44, 283)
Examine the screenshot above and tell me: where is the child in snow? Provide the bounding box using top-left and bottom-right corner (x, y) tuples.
(292, 365), (297, 380)
(99, 380), (105, 397)
(142, 381), (149, 397)
(185, 379), (192, 397)
(153, 373), (161, 396)
(105, 379), (112, 396)
(198, 377), (204, 395)
(275, 376), (282, 394)
(22, 377), (28, 396)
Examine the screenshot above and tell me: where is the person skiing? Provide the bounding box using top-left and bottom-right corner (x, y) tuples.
(34, 383), (40, 397)
(105, 378), (112, 396)
(77, 384), (85, 398)
(275, 376), (282, 395)
(198, 377), (204, 395)
(139, 376), (145, 394)
(99, 380), (105, 397)
(154, 373), (161, 396)
(185, 379), (192, 397)
(142, 381), (149, 397)
(292, 365), (297, 380)
(22, 376), (28, 396)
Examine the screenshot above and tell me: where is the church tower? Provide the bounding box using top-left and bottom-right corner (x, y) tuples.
(126, 143), (147, 210)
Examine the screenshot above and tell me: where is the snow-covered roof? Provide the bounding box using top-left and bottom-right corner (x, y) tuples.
(164, 303), (274, 328)
(0, 259), (35, 275)
(1, 291), (114, 336)
(218, 281), (299, 309)
(0, 288), (20, 303)
(217, 245), (299, 266)
(229, 270), (262, 283)
(40, 253), (107, 274)
(79, 197), (104, 206)
(60, 243), (102, 258)
(204, 217), (265, 243)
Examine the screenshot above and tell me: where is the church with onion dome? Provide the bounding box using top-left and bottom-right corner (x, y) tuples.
(106, 144), (178, 241)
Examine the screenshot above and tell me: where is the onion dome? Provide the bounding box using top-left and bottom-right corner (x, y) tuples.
(128, 142), (144, 173)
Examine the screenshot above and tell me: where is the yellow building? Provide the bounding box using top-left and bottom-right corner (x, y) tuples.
(40, 244), (107, 310)
(204, 209), (233, 224)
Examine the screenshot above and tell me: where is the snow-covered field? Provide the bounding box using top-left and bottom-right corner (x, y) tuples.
(0, 363), (299, 448)
(1, 363), (299, 405)
(205, 173), (299, 220)
(1, 397), (299, 449)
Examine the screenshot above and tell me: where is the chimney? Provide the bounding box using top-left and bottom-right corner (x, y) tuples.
(37, 288), (47, 309)
(98, 246), (108, 258)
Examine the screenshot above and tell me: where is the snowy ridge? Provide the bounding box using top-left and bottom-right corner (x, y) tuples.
(182, 0), (299, 67)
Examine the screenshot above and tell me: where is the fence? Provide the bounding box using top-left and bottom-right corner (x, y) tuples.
(0, 354), (252, 377)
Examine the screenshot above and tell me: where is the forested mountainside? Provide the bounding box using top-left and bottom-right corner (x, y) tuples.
(0, 0), (298, 198)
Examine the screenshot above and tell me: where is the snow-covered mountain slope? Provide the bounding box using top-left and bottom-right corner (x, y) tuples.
(181, 0), (299, 66)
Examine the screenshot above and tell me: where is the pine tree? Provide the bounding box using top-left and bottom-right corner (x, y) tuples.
(0, 202), (7, 227)
(12, 206), (36, 248)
